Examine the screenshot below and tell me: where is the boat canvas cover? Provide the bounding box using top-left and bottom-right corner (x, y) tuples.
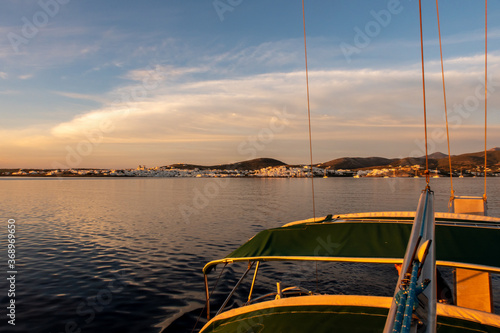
(200, 295), (500, 333)
(203, 221), (500, 274)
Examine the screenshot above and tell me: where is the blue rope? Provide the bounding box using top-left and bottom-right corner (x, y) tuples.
(401, 261), (420, 333)
(392, 189), (433, 332)
(392, 286), (408, 333)
(416, 279), (430, 295)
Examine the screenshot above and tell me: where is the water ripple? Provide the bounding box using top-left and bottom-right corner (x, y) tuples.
(0, 177), (498, 332)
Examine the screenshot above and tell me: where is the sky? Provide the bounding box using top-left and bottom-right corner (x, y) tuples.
(1, 0), (499, 169)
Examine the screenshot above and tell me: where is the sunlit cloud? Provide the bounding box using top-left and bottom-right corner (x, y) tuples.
(440, 28), (500, 46)
(1, 3), (500, 169)
(43, 50), (499, 166)
(51, 91), (107, 103)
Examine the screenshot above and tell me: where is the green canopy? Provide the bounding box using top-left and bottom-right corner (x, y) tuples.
(203, 220), (500, 274)
(201, 304), (500, 333)
(199, 296), (500, 333)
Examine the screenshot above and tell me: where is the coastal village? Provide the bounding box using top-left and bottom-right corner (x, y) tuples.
(2, 163), (499, 178)
(3, 148), (500, 178)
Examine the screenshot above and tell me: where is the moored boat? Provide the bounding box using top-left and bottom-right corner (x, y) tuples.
(197, 201), (500, 332)
(195, 0), (498, 331)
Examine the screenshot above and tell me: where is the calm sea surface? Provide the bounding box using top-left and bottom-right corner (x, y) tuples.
(1, 177), (499, 332)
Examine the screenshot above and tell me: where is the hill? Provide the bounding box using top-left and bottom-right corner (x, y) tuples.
(165, 148), (500, 172)
(318, 157), (396, 169)
(211, 158), (286, 170)
(426, 152), (448, 159)
(316, 147), (500, 171)
(437, 149), (500, 171)
(165, 158), (286, 171)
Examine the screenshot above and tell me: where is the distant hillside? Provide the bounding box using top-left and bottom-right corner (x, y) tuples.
(163, 148), (499, 172)
(318, 157), (395, 169)
(390, 157), (438, 169)
(316, 148), (499, 171)
(165, 158), (286, 171)
(212, 158), (286, 170)
(437, 149), (500, 171)
(426, 152), (448, 159)
(165, 163), (207, 170)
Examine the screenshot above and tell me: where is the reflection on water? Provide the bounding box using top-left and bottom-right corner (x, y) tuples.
(0, 177), (498, 332)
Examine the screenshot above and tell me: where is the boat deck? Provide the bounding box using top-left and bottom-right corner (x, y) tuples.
(200, 295), (500, 332)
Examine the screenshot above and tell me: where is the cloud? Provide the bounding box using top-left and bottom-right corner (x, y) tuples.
(440, 28), (500, 46)
(0, 72), (7, 79)
(0, 90), (20, 95)
(0, 25), (121, 72)
(122, 65), (209, 83)
(48, 52), (500, 147)
(424, 53), (500, 72)
(51, 91), (107, 103)
(4, 39), (500, 167)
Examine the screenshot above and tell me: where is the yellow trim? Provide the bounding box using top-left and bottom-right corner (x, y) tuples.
(216, 295), (391, 320)
(282, 211), (500, 227)
(438, 303), (500, 329)
(203, 256), (402, 273)
(339, 211), (416, 219)
(200, 295), (500, 332)
(203, 256), (500, 274)
(338, 211), (500, 222)
(200, 295), (391, 331)
(437, 261), (500, 274)
(282, 216), (329, 227)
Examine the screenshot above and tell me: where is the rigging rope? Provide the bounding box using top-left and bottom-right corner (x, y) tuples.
(418, 0), (430, 185)
(435, 0), (455, 207)
(484, 0), (488, 201)
(302, 0), (316, 220)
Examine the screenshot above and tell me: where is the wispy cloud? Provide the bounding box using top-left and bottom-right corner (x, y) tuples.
(440, 28), (500, 46)
(51, 91), (107, 103)
(46, 52), (500, 155)
(2, 8), (499, 168)
(0, 89), (19, 95)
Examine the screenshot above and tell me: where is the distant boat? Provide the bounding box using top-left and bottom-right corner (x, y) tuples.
(433, 168), (440, 178)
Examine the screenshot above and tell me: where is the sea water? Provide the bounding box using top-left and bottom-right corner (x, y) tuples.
(0, 177), (499, 332)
